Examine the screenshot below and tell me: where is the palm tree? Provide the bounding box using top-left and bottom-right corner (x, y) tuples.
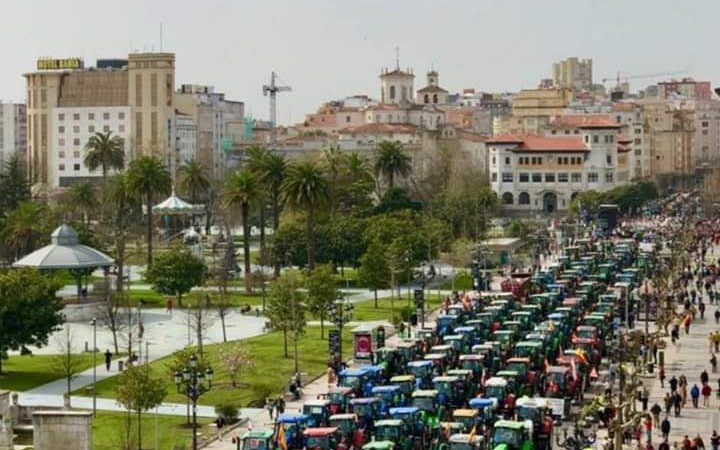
(83, 131), (125, 184)
(261, 153), (287, 234)
(245, 146), (270, 264)
(344, 152), (374, 185)
(322, 144), (344, 211)
(3, 200), (48, 258)
(177, 159), (210, 205)
(64, 182), (97, 225)
(223, 169), (261, 292)
(106, 173), (139, 294)
(282, 160), (329, 269)
(126, 156), (171, 266)
(374, 140), (412, 192)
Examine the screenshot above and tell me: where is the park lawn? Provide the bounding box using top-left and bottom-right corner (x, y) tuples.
(351, 293), (442, 321)
(92, 410), (212, 450)
(128, 290), (264, 308)
(87, 327), (351, 408)
(438, 271), (474, 291)
(0, 353), (97, 392)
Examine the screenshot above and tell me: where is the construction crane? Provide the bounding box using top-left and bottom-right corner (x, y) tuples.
(262, 71), (292, 148)
(600, 70), (688, 89)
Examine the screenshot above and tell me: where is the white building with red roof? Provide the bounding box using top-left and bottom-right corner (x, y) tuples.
(488, 118), (629, 212)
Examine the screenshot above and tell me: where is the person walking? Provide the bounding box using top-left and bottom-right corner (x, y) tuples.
(703, 383), (712, 407)
(714, 308), (720, 324)
(651, 403), (662, 429)
(712, 354), (718, 373)
(664, 393), (673, 415)
(703, 369), (710, 386)
(104, 349), (112, 371)
(265, 398), (274, 420)
(641, 384), (650, 411)
(673, 391), (682, 417)
(710, 430), (719, 450)
(645, 416), (653, 444)
(691, 383), (700, 408)
(670, 375), (679, 393)
(660, 366), (666, 388)
(661, 416), (671, 441)
(214, 416), (225, 441)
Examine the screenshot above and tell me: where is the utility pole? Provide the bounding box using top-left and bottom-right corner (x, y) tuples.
(262, 72), (291, 149)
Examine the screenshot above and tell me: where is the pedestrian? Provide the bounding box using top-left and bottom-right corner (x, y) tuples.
(703, 383), (712, 407)
(696, 435), (706, 450)
(712, 354), (718, 373)
(138, 321), (144, 339)
(166, 297), (174, 314)
(710, 430), (719, 450)
(703, 369), (710, 386)
(661, 416), (671, 441)
(659, 440), (670, 450)
(276, 396), (285, 415)
(683, 435), (692, 450)
(214, 416), (225, 441)
(670, 375), (679, 393)
(664, 393), (673, 415)
(673, 392), (682, 417)
(265, 398), (274, 420)
(294, 372), (302, 388)
(691, 383), (700, 408)
(714, 309), (720, 324)
(700, 301), (706, 319)
(651, 403), (662, 428)
(104, 349), (112, 371)
(641, 384), (650, 411)
(660, 366), (666, 388)
(712, 333), (716, 353)
(645, 416), (653, 444)
(327, 366), (337, 390)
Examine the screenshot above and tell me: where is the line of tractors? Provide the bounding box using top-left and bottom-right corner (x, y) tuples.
(239, 236), (654, 450)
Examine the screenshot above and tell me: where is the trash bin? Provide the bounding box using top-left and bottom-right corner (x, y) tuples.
(118, 360), (124, 371)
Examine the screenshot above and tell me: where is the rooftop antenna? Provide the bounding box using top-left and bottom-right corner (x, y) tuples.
(160, 23), (163, 52)
(395, 46), (400, 70)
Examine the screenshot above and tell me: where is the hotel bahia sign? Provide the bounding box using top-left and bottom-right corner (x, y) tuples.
(36, 58), (84, 71)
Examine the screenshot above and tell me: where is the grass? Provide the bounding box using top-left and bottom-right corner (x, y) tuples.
(0, 353), (97, 392)
(437, 271), (474, 291)
(351, 293), (442, 321)
(84, 327), (351, 408)
(127, 290), (265, 308)
(92, 410), (212, 450)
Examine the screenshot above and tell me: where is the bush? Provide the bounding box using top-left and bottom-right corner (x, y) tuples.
(215, 403), (240, 423)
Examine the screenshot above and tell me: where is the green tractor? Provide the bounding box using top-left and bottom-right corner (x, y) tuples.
(236, 430), (274, 450)
(491, 420), (534, 450)
(373, 419), (413, 450)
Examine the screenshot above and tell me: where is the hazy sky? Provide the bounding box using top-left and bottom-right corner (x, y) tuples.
(2, 0), (718, 123)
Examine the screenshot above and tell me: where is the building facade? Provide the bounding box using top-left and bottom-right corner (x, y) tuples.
(24, 53), (176, 188)
(552, 57), (593, 91)
(175, 113), (197, 166)
(488, 119), (628, 213)
(0, 102), (27, 165)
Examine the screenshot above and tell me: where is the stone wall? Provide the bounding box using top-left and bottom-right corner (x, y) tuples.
(32, 410), (92, 450)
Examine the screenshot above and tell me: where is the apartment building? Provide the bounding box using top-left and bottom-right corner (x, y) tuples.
(552, 57), (593, 91)
(0, 102), (27, 165)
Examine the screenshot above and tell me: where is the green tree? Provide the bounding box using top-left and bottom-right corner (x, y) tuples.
(2, 200), (51, 258)
(265, 272), (306, 370)
(271, 220), (308, 268)
(63, 182), (97, 225)
(223, 169), (261, 292)
(322, 215), (367, 274)
(144, 247), (207, 307)
(50, 326), (85, 402)
(126, 156), (172, 266)
(0, 269), (64, 374)
(339, 152), (374, 213)
(304, 264), (339, 339)
(245, 146), (271, 265)
(374, 140), (412, 192)
(0, 155), (30, 216)
(358, 241), (390, 308)
(282, 160), (329, 269)
(103, 173), (141, 293)
(115, 364), (167, 450)
(83, 131), (125, 184)
(177, 159), (211, 205)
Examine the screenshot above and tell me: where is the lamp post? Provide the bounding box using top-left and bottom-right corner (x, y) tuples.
(329, 295), (354, 363)
(90, 317), (97, 416)
(174, 354), (214, 450)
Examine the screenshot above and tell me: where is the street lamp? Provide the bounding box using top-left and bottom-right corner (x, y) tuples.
(174, 354), (214, 450)
(329, 295), (354, 364)
(89, 317), (97, 416)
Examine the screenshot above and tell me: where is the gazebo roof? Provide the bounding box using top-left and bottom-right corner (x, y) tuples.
(12, 225), (114, 270)
(152, 191), (203, 215)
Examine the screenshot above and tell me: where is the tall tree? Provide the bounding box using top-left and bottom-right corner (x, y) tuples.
(126, 156), (172, 266)
(177, 159), (211, 205)
(282, 160), (329, 269)
(304, 264), (339, 339)
(245, 146), (271, 265)
(0, 269), (64, 374)
(63, 182), (97, 225)
(0, 154), (30, 216)
(322, 144), (344, 212)
(115, 364), (167, 450)
(144, 247), (207, 307)
(358, 241), (390, 308)
(83, 131), (126, 184)
(50, 326), (85, 404)
(2, 200), (49, 258)
(265, 271), (306, 367)
(374, 140), (412, 192)
(340, 152), (374, 213)
(223, 169), (261, 292)
(103, 173), (141, 293)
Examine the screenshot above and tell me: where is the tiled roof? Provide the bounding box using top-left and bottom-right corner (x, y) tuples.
(338, 123), (418, 134)
(488, 133), (587, 152)
(417, 85), (448, 93)
(617, 135), (632, 144)
(456, 129), (487, 142)
(549, 114), (622, 129)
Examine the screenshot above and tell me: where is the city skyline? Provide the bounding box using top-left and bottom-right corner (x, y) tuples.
(2, 0), (719, 123)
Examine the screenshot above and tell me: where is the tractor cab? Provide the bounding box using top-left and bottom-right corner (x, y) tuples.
(416, 328), (438, 349)
(396, 341), (420, 365)
(277, 414), (310, 449)
(451, 409), (479, 433)
(430, 344), (456, 362)
(239, 430), (274, 450)
(492, 330), (516, 355)
(339, 366), (376, 397)
(454, 326), (479, 347)
(407, 360), (434, 389)
(458, 354), (484, 385)
(512, 341), (544, 370)
(572, 326), (598, 346)
(349, 398), (382, 430)
(473, 343), (501, 374)
(303, 399), (332, 427)
(436, 315), (459, 338)
(424, 353), (449, 376)
(510, 312), (533, 331)
(468, 397), (497, 427)
(432, 375), (465, 407)
(519, 305), (542, 323)
(373, 419), (409, 449)
(325, 386), (354, 415)
(328, 414), (358, 445)
(362, 441), (396, 450)
(444, 334), (470, 354)
(449, 433), (485, 450)
(303, 427), (339, 450)
(446, 304), (469, 324)
(447, 369), (475, 396)
(545, 366), (578, 401)
(504, 358), (538, 395)
(374, 347), (402, 376)
(483, 377), (511, 412)
(411, 390), (443, 427)
(371, 385), (404, 416)
(491, 420), (534, 450)
(388, 406), (425, 439)
(465, 319), (488, 342)
(389, 375), (416, 399)
(514, 397), (553, 449)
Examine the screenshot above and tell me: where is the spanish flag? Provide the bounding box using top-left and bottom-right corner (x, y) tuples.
(276, 424), (288, 450)
(574, 349), (589, 365)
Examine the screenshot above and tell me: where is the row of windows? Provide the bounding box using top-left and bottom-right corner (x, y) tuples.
(502, 192), (579, 205)
(58, 125), (124, 134)
(583, 134), (615, 144)
(58, 112), (125, 121)
(496, 156), (585, 166)
(550, 129), (580, 135)
(493, 172), (613, 183)
(58, 163), (81, 172)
